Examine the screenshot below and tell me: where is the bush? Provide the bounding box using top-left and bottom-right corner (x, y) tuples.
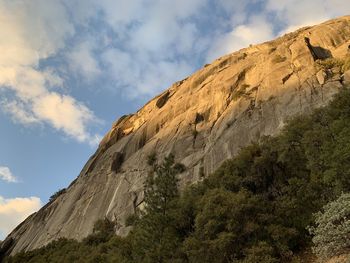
(49, 188), (66, 202)
(309, 193), (350, 261)
(83, 218), (116, 246)
(316, 56), (350, 73)
(317, 58), (344, 70)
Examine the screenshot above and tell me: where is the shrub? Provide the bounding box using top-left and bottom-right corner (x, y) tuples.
(147, 152), (157, 166)
(49, 188), (66, 202)
(316, 56), (350, 73)
(309, 193), (350, 261)
(83, 218), (116, 246)
(125, 214), (139, 227)
(317, 58), (343, 70)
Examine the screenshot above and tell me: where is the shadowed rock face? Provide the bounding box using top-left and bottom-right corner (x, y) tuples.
(4, 15), (350, 255)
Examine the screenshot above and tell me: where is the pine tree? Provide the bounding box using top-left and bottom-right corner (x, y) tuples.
(132, 154), (185, 263)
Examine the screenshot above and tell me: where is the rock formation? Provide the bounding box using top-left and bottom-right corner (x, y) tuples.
(2, 15), (350, 256)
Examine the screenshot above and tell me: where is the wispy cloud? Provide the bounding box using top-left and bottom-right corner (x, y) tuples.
(90, 0), (208, 97)
(0, 196), (41, 239)
(66, 40), (101, 81)
(0, 167), (17, 183)
(206, 0), (350, 62)
(0, 0), (100, 145)
(266, 0), (350, 34)
(1, 0), (350, 146)
(206, 15), (274, 62)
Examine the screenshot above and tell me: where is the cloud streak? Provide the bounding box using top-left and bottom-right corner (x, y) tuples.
(0, 167), (17, 183)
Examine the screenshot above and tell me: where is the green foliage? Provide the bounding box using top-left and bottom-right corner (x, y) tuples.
(83, 218), (116, 245)
(317, 57), (344, 70)
(143, 154), (182, 215)
(8, 89), (350, 263)
(183, 189), (268, 263)
(6, 228), (132, 263)
(147, 152), (157, 166)
(130, 154), (185, 263)
(49, 188), (66, 202)
(309, 193), (350, 260)
(125, 213), (139, 227)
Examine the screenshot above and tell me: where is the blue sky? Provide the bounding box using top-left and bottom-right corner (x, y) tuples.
(0, 0), (349, 240)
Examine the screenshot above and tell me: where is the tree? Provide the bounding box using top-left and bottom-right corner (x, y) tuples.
(49, 188), (66, 202)
(143, 154), (184, 215)
(83, 218), (116, 246)
(131, 154), (185, 263)
(309, 193), (350, 261)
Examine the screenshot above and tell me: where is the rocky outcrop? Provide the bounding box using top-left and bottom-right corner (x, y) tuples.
(4, 15), (350, 255)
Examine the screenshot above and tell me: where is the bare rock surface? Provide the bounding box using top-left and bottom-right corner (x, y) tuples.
(4, 15), (350, 256)
(344, 70), (350, 85)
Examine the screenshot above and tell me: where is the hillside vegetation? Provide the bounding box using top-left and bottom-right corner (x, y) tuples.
(6, 89), (350, 262)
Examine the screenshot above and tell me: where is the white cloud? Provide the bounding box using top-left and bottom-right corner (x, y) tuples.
(0, 0), (207, 136)
(206, 1), (350, 63)
(32, 93), (98, 143)
(78, 0), (208, 96)
(216, 0), (251, 24)
(206, 16), (274, 62)
(266, 0), (350, 34)
(125, 0), (203, 55)
(102, 48), (192, 97)
(1, 100), (40, 125)
(1, 0), (350, 143)
(0, 167), (18, 183)
(0, 196), (41, 239)
(57, 1), (350, 99)
(0, 1), (73, 66)
(66, 41), (101, 80)
(0, 1), (100, 145)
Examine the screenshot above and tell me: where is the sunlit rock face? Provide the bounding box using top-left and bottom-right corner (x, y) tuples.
(3, 15), (350, 256)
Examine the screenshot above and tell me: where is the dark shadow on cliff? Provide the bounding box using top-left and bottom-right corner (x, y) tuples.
(304, 37), (332, 60)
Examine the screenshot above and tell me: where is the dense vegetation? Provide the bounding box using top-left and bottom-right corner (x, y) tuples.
(7, 89), (350, 263)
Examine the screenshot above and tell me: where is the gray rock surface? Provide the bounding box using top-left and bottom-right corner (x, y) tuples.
(4, 15), (350, 256)
(343, 70), (350, 85)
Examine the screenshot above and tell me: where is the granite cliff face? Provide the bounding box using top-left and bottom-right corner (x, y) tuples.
(3, 16), (350, 256)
